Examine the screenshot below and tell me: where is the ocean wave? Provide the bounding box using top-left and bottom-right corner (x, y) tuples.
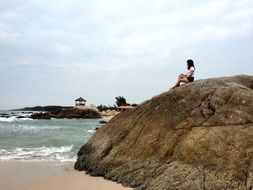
(0, 116), (32, 122)
(0, 145), (76, 162)
(20, 117), (32, 121)
(0, 124), (62, 131)
(0, 116), (16, 122)
(14, 125), (62, 131)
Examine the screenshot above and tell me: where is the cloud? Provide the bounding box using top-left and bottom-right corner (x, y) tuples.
(0, 0), (252, 109)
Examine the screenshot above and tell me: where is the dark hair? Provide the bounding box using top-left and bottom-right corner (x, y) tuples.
(187, 59), (195, 70)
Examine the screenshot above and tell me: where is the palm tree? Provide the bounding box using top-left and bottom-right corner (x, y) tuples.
(115, 96), (127, 107)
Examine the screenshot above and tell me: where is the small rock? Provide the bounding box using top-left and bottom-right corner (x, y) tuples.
(99, 120), (107, 124)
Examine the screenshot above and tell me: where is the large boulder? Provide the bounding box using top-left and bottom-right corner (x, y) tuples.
(74, 75), (253, 189)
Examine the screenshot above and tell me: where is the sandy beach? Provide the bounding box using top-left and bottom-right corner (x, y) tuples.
(0, 161), (132, 190)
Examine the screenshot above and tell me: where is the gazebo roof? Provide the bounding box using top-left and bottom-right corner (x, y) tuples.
(75, 97), (87, 102)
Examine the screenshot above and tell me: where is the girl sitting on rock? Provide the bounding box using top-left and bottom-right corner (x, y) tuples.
(171, 59), (196, 89)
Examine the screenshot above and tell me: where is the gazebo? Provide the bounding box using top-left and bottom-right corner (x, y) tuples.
(75, 97), (87, 109)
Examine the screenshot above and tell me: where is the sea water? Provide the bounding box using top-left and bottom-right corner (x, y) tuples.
(0, 111), (104, 162)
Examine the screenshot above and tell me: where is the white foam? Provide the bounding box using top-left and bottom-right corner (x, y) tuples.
(54, 154), (76, 162)
(20, 117), (32, 121)
(14, 125), (62, 131)
(0, 115), (32, 122)
(87, 129), (94, 133)
(0, 116), (16, 122)
(0, 145), (75, 162)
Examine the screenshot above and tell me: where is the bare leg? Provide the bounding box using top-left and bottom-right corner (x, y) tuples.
(171, 74), (188, 89)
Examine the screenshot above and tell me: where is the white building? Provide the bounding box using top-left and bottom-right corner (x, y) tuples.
(75, 97), (86, 109)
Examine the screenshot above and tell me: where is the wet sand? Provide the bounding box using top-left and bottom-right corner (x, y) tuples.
(25, 170), (132, 190)
(0, 161), (132, 190)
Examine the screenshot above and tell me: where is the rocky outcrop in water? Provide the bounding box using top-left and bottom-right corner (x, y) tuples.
(30, 108), (102, 119)
(75, 75), (253, 190)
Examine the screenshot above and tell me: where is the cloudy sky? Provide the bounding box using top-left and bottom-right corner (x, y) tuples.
(0, 0), (252, 109)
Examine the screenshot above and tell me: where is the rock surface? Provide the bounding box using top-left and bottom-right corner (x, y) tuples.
(101, 110), (120, 117)
(74, 75), (253, 190)
(30, 108), (102, 119)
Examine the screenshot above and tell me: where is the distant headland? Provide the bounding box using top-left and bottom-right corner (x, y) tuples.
(12, 106), (73, 112)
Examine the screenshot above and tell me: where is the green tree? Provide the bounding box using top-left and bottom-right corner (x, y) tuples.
(97, 104), (117, 111)
(115, 96), (127, 107)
